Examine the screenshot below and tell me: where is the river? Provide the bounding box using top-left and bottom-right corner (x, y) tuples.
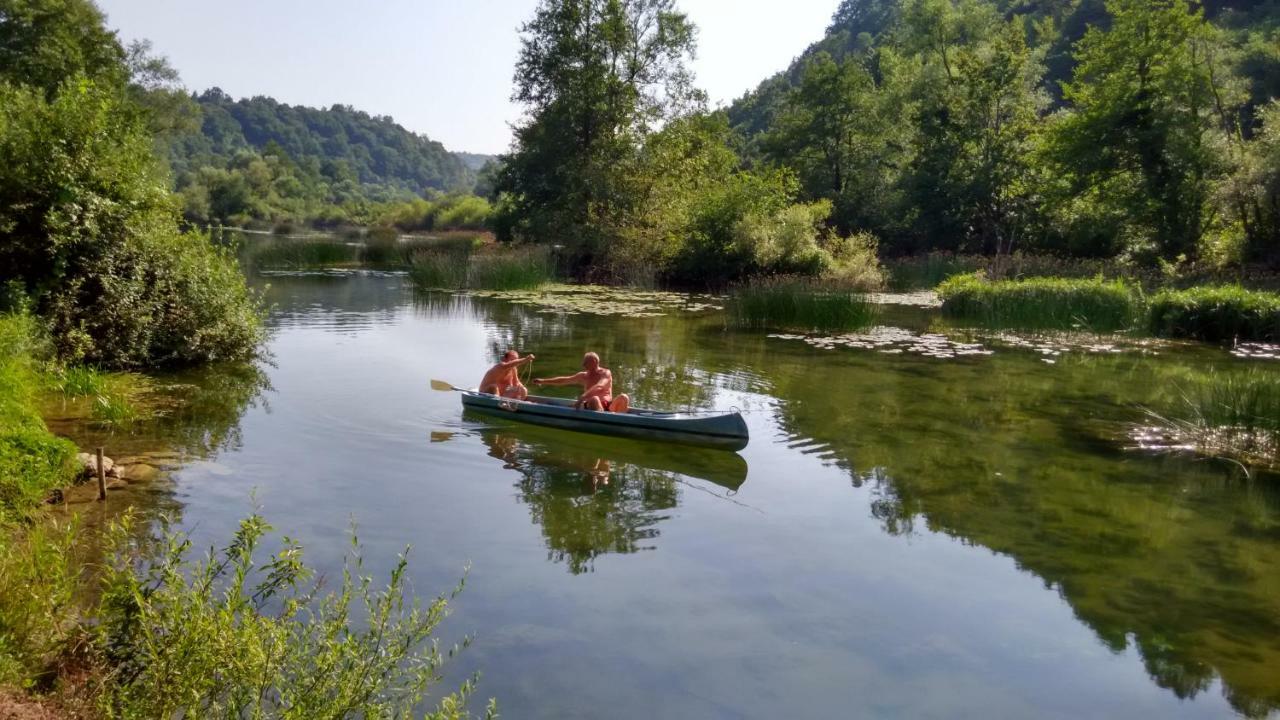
(52, 247), (1280, 718)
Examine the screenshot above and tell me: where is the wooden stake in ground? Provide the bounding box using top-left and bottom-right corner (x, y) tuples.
(96, 447), (106, 500)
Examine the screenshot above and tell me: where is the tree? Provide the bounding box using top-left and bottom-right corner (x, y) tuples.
(1047, 0), (1238, 261)
(0, 0), (125, 95)
(497, 0), (700, 260)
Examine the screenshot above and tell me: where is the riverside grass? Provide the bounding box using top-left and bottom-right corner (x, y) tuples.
(1149, 286), (1280, 342)
(938, 274), (1142, 332)
(0, 314), (77, 524)
(727, 276), (877, 332)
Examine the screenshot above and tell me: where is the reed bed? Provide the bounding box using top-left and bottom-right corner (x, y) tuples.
(410, 245), (553, 291)
(243, 240), (357, 270)
(884, 252), (1114, 290)
(938, 274), (1141, 332)
(727, 276), (878, 332)
(1145, 369), (1280, 470)
(1148, 285), (1280, 343)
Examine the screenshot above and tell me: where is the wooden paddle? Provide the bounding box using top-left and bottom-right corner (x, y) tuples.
(430, 379), (465, 392)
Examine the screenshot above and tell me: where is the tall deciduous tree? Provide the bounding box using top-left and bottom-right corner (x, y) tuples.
(497, 0), (700, 260)
(1048, 0), (1236, 261)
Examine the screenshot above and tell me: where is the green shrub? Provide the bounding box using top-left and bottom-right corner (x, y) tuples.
(938, 274), (1141, 331)
(98, 513), (492, 718)
(1148, 286), (1280, 342)
(728, 276), (878, 331)
(0, 314), (77, 524)
(0, 80), (264, 368)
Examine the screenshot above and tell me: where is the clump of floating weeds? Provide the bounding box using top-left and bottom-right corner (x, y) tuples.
(469, 285), (723, 318)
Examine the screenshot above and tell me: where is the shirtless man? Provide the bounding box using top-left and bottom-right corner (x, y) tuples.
(533, 352), (631, 412)
(478, 350), (535, 399)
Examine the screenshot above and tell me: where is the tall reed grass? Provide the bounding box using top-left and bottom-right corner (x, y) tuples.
(727, 276), (878, 331)
(938, 274), (1142, 331)
(1145, 369), (1280, 470)
(1148, 286), (1280, 342)
(410, 245), (554, 291)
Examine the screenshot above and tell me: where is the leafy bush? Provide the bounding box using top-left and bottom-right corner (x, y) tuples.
(823, 231), (885, 291)
(97, 513), (491, 719)
(0, 314), (77, 524)
(0, 80), (264, 368)
(727, 276), (878, 331)
(1148, 285), (1280, 342)
(938, 274), (1141, 331)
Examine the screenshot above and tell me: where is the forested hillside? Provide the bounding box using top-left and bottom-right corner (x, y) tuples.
(159, 90), (484, 228)
(728, 0), (1280, 141)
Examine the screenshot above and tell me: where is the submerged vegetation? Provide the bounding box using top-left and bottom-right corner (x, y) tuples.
(938, 275), (1142, 332)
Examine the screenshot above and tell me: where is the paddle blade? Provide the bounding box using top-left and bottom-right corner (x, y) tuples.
(430, 379), (459, 392)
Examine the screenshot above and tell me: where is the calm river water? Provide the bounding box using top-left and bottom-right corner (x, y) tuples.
(61, 257), (1280, 718)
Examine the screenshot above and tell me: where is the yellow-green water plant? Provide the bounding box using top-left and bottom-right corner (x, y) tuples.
(0, 520), (80, 688)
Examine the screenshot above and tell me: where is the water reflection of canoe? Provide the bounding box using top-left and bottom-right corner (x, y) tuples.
(463, 409), (749, 490)
(460, 391), (749, 451)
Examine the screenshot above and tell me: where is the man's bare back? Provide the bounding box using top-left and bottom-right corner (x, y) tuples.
(479, 350), (534, 399)
(533, 352), (630, 412)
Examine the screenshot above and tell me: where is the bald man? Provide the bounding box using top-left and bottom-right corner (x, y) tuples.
(534, 352), (631, 412)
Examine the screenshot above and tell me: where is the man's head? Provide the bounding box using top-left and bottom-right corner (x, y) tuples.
(582, 352), (600, 370)
(503, 349), (519, 361)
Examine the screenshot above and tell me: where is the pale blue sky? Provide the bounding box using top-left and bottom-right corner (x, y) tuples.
(95, 0), (839, 155)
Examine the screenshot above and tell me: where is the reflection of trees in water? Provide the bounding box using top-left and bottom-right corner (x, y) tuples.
(259, 272), (408, 330)
(765, 348), (1280, 717)
(482, 431), (679, 574)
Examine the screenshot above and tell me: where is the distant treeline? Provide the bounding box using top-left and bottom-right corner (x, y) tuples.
(494, 0), (1280, 286)
(151, 89), (496, 229)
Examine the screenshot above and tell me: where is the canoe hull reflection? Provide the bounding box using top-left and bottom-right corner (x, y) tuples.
(460, 391), (749, 451)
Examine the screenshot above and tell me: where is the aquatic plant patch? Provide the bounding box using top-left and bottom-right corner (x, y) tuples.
(1148, 286), (1280, 343)
(768, 327), (993, 359)
(469, 285), (723, 318)
(938, 275), (1142, 332)
(1132, 368), (1280, 470)
(1231, 342), (1280, 360)
(728, 277), (878, 331)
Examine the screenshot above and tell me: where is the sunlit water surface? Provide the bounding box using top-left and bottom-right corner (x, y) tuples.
(59, 265), (1280, 719)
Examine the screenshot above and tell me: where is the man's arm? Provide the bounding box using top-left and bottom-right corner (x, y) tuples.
(534, 371), (585, 386)
(496, 354), (535, 370)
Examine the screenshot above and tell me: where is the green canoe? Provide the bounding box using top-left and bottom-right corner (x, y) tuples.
(460, 391), (749, 452)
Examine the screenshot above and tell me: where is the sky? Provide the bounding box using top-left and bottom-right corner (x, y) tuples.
(95, 0), (839, 155)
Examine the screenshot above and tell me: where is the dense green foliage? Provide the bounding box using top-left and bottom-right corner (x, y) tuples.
(1148, 285), (1280, 341)
(497, 0), (1280, 285)
(0, 315), (76, 525)
(938, 274), (1143, 330)
(721, 0), (1280, 267)
(0, 512), (491, 716)
(164, 91), (491, 228)
(0, 1), (264, 368)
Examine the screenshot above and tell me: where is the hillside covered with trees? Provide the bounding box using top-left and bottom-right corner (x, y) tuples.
(494, 0), (1280, 285)
(155, 90), (490, 228)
